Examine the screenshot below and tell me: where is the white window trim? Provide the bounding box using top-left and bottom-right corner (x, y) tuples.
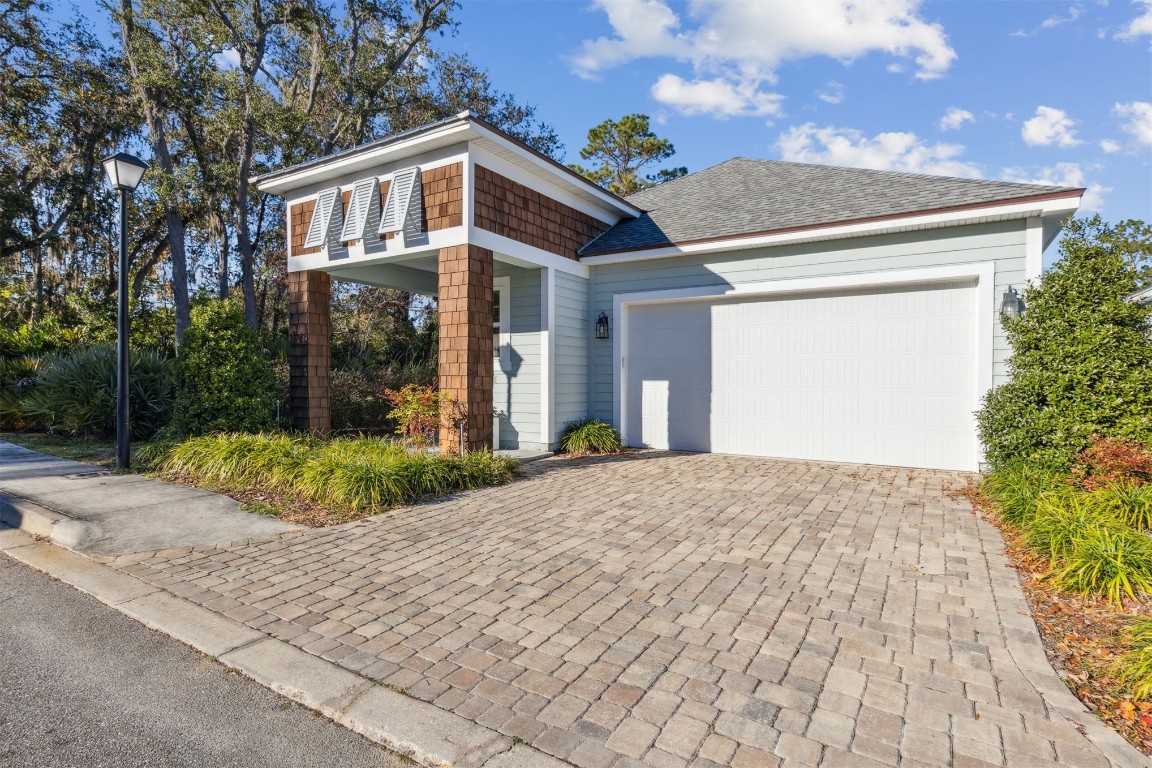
(493, 275), (511, 370)
(611, 262), (997, 470)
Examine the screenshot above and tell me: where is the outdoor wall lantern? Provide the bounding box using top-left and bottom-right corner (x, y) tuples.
(1000, 285), (1026, 319)
(101, 152), (150, 471)
(595, 311), (610, 339)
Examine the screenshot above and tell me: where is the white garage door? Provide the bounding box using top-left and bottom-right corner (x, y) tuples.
(623, 280), (979, 471)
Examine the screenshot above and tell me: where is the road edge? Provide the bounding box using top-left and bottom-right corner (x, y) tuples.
(0, 526), (570, 768)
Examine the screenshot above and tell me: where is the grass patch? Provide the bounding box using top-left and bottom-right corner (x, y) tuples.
(559, 418), (622, 455)
(152, 432), (521, 519)
(0, 431), (148, 470)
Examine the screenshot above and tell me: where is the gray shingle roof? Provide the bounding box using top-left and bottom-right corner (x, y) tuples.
(579, 158), (1082, 256)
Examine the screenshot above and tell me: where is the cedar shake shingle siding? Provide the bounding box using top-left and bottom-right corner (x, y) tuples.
(289, 200), (320, 257)
(287, 270), (331, 433)
(437, 244), (493, 452)
(424, 162), (463, 231)
(474, 165), (609, 260)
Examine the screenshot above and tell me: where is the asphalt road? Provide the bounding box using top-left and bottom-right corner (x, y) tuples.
(0, 551), (407, 768)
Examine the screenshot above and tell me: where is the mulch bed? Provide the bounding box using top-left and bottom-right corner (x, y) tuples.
(961, 482), (1152, 755)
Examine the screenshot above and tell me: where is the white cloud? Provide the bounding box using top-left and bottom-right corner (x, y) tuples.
(1115, 101), (1152, 145)
(1021, 106), (1081, 147)
(939, 107), (974, 131)
(651, 74), (783, 117)
(776, 124), (982, 178)
(817, 81), (845, 105)
(1041, 3), (1084, 28)
(1100, 139), (1122, 153)
(214, 47), (241, 69)
(1117, 0), (1152, 40)
(573, 0), (956, 118)
(1002, 163), (1109, 210)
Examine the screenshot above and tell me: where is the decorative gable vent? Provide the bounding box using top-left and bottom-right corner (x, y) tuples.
(303, 187), (341, 248)
(379, 166), (422, 235)
(339, 178), (378, 242)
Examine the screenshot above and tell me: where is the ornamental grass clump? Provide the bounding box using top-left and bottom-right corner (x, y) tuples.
(157, 432), (520, 514)
(1051, 527), (1152, 606)
(979, 464), (1064, 526)
(1096, 483), (1152, 531)
(1026, 490), (1125, 561)
(1115, 619), (1152, 701)
(560, 418), (622, 455)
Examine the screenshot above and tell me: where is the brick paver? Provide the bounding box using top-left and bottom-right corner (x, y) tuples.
(110, 452), (1140, 767)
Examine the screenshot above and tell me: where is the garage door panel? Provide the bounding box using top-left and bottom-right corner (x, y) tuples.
(624, 280), (979, 471)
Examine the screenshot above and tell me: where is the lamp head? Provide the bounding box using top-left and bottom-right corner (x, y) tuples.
(102, 152), (149, 192)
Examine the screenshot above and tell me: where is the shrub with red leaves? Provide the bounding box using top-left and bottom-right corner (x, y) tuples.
(1069, 437), (1152, 490)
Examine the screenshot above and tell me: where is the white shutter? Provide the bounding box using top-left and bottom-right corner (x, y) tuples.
(303, 188), (340, 248)
(379, 167), (421, 234)
(339, 178), (377, 241)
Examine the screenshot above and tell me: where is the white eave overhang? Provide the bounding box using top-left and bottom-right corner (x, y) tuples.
(254, 112), (641, 220)
(578, 192), (1084, 265)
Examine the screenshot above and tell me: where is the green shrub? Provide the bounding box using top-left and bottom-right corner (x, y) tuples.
(18, 345), (175, 439)
(1115, 619), (1152, 701)
(1051, 526), (1152, 605)
(169, 301), (278, 437)
(331, 363), (435, 435)
(977, 217), (1152, 471)
(158, 432), (521, 513)
(560, 418), (622, 454)
(0, 354), (46, 429)
(1025, 491), (1124, 560)
(980, 464), (1064, 526)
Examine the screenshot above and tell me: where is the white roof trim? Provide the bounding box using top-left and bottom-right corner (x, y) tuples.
(580, 194), (1083, 265)
(255, 112), (640, 219)
(339, 178), (377, 241)
(303, 188), (341, 248)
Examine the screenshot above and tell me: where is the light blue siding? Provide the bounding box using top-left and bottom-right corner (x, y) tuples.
(587, 219), (1028, 424)
(493, 262), (542, 449)
(553, 271), (589, 445)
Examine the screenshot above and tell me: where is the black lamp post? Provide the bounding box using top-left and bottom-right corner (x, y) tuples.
(101, 152), (149, 470)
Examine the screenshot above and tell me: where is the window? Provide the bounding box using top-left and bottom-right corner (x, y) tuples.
(493, 276), (510, 369)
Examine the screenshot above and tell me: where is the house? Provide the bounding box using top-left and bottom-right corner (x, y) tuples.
(255, 112), (1083, 472)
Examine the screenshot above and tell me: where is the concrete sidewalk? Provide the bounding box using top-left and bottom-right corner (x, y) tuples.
(0, 441), (299, 558)
(0, 440), (568, 768)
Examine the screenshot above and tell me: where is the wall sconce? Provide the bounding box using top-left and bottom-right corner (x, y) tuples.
(595, 311), (610, 339)
(1000, 286), (1025, 319)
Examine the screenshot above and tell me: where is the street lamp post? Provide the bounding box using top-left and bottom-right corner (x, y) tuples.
(101, 152), (149, 471)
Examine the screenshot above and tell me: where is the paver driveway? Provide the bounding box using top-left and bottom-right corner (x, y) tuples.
(111, 452), (1145, 767)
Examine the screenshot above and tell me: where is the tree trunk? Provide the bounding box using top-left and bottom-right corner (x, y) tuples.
(118, 0), (191, 345)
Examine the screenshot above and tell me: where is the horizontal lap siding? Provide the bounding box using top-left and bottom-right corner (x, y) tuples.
(588, 220), (1027, 424)
(554, 272), (590, 443)
(494, 263), (542, 449)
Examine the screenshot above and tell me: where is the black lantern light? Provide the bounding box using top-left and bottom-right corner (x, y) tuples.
(1000, 285), (1025, 319)
(102, 152), (149, 470)
(595, 311), (610, 339)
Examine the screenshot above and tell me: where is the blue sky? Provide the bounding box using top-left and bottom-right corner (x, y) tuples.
(442, 0), (1151, 238)
(65, 0), (1151, 253)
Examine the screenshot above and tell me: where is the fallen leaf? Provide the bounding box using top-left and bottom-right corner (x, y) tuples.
(1120, 701), (1137, 722)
